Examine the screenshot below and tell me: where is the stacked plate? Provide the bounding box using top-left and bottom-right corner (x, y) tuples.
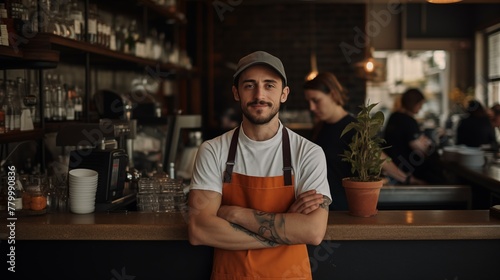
(68, 168), (98, 214)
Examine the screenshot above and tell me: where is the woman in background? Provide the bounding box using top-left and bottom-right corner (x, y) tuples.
(303, 72), (423, 211)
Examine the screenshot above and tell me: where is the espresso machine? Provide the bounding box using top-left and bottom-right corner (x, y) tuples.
(56, 121), (131, 203)
(56, 89), (142, 203)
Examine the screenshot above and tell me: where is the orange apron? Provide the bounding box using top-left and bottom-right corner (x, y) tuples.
(211, 127), (312, 280)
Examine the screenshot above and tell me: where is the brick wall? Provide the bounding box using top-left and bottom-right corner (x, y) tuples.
(211, 3), (367, 119)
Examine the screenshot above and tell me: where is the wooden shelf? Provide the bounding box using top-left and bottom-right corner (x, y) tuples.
(0, 45), (58, 69)
(0, 45), (23, 59)
(0, 129), (44, 144)
(24, 33), (195, 75)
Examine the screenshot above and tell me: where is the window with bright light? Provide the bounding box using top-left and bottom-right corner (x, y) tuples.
(366, 50), (449, 129)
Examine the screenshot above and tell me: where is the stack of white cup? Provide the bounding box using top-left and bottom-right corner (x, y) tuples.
(68, 168), (98, 214)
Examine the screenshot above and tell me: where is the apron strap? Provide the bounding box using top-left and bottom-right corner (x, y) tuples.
(223, 126), (240, 183)
(282, 127), (292, 186)
(223, 126), (293, 185)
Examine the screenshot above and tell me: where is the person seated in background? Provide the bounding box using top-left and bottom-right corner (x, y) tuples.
(383, 88), (448, 185)
(489, 103), (500, 145)
(456, 100), (497, 148)
(303, 72), (425, 211)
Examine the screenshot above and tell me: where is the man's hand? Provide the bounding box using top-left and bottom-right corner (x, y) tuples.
(287, 190), (325, 214)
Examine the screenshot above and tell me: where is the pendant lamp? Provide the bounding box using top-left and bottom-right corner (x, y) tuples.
(305, 3), (318, 81)
(426, 0), (462, 3)
(354, 0), (381, 80)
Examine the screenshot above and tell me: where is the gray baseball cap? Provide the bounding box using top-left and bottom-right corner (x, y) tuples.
(233, 51), (287, 86)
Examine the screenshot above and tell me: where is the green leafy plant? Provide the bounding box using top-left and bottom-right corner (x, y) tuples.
(340, 102), (389, 182)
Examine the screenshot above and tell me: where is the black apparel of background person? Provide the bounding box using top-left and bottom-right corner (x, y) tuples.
(304, 73), (354, 211)
(383, 88), (448, 185)
(490, 103), (500, 148)
(311, 118), (356, 211)
(456, 100), (498, 148)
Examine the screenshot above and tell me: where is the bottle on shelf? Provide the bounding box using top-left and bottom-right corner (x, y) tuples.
(97, 16), (103, 45)
(114, 24), (125, 52)
(0, 79), (5, 133)
(69, 0), (84, 41)
(169, 162), (176, 179)
(87, 4), (98, 44)
(65, 86), (75, 121)
(73, 85), (83, 120)
(43, 86), (53, 121)
(27, 82), (39, 124)
(109, 25), (116, 51)
(125, 19), (139, 55)
(0, 104), (5, 134)
(17, 77), (34, 131)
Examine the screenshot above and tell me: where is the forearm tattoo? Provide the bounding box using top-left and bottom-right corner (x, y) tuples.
(254, 211), (292, 245)
(229, 222), (278, 247)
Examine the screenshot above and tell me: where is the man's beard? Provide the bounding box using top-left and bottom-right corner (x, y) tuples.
(241, 100), (280, 125)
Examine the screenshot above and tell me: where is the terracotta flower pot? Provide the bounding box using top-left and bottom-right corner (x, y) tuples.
(342, 178), (384, 217)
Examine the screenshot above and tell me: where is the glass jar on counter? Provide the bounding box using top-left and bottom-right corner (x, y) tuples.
(23, 177), (48, 212)
(24, 188), (47, 211)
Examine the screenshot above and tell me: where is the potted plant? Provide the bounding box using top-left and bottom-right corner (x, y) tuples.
(340, 102), (389, 217)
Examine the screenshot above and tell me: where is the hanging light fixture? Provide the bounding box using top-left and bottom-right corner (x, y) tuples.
(364, 47), (376, 74)
(306, 51), (319, 81)
(426, 0), (462, 3)
(306, 3), (318, 81)
(354, 0), (381, 80)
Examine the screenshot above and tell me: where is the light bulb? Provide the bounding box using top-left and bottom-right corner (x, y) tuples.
(306, 71), (318, 81)
(427, 0), (462, 3)
(364, 60), (375, 73)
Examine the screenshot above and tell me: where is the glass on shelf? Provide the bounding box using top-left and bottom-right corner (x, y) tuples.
(4, 80), (21, 132)
(51, 85), (66, 121)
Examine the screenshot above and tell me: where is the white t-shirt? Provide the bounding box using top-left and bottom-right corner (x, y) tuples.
(190, 122), (332, 202)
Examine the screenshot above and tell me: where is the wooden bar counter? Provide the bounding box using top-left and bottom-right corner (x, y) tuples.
(1, 210), (500, 280)
(2, 210), (500, 241)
